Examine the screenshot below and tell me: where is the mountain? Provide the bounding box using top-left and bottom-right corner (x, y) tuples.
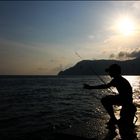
(58, 57), (140, 75)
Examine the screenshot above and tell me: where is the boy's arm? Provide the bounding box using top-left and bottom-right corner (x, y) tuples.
(83, 83), (112, 89)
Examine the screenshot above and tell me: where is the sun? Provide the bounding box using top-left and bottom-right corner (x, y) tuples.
(115, 17), (135, 36)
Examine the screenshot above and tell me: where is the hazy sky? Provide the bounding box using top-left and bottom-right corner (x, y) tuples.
(1, 1), (140, 75)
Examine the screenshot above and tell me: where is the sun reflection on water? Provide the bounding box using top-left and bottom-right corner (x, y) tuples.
(123, 75), (140, 105)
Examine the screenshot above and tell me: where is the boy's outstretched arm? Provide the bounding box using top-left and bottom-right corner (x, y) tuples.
(83, 83), (111, 89)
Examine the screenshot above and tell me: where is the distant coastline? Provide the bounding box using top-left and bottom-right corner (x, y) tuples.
(0, 75), (57, 78)
(58, 57), (140, 75)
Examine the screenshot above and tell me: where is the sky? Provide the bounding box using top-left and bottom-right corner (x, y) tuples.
(1, 1), (140, 75)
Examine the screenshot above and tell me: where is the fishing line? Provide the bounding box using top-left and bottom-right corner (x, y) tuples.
(75, 52), (83, 59)
(75, 51), (107, 84)
(75, 51), (114, 94)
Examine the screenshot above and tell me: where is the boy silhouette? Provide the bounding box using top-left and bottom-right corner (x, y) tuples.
(84, 64), (136, 127)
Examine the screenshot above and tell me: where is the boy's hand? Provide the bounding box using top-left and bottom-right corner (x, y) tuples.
(83, 84), (91, 89)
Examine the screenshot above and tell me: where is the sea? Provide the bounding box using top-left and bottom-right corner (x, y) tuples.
(0, 75), (140, 138)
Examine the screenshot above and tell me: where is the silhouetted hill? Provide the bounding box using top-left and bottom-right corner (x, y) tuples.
(58, 58), (140, 75)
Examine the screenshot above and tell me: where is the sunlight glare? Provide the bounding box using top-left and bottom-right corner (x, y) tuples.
(116, 17), (135, 36)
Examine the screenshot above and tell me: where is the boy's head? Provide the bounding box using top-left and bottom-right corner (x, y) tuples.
(105, 64), (121, 77)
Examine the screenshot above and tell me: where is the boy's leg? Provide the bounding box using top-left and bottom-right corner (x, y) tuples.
(120, 103), (137, 126)
(101, 95), (121, 123)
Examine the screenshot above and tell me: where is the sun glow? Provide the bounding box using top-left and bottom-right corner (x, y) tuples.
(115, 17), (135, 36)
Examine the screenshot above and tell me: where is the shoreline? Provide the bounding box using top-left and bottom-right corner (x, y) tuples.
(1, 107), (140, 140)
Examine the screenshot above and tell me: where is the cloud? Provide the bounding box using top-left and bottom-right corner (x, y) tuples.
(88, 35), (95, 40)
(109, 49), (140, 59)
(101, 25), (140, 59)
(109, 53), (115, 58)
(127, 49), (140, 58)
(131, 2), (140, 16)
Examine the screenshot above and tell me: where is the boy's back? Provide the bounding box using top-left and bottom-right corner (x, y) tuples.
(109, 75), (133, 103)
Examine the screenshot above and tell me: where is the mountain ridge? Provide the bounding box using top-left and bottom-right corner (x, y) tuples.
(58, 58), (140, 75)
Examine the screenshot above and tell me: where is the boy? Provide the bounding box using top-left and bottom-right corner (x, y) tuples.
(84, 64), (136, 127)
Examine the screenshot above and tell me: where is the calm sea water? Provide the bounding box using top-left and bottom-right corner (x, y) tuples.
(0, 75), (140, 137)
